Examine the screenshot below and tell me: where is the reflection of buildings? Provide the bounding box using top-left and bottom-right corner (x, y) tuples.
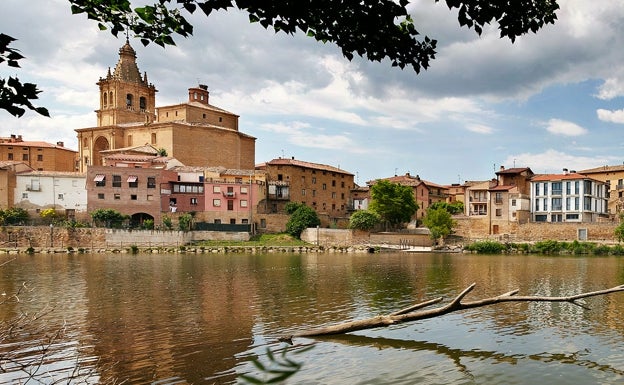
(75, 40), (255, 173)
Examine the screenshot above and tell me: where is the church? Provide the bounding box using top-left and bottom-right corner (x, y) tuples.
(75, 39), (256, 171)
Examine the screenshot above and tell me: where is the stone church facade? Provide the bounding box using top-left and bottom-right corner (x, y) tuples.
(75, 39), (256, 172)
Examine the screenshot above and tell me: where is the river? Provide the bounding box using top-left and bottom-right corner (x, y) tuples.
(1, 252), (623, 384)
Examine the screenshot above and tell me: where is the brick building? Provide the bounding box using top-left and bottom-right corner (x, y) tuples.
(75, 40), (255, 172)
(256, 157), (354, 226)
(0, 135), (77, 171)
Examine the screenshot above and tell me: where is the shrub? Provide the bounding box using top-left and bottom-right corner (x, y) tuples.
(286, 205), (320, 238)
(348, 210), (381, 230)
(465, 240), (506, 254)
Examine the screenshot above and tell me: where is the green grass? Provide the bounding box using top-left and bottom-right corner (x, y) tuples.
(194, 233), (311, 247)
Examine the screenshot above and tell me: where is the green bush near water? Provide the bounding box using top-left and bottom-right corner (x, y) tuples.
(465, 240), (624, 256)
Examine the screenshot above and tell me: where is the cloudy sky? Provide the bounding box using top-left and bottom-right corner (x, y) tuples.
(2, 0), (624, 185)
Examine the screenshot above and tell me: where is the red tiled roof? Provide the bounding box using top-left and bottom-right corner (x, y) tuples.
(259, 158), (353, 175)
(531, 173), (597, 182)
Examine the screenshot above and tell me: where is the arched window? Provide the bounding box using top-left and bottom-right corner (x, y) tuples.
(109, 91), (113, 105)
(126, 93), (133, 109)
(139, 96), (146, 112)
(103, 92), (107, 107)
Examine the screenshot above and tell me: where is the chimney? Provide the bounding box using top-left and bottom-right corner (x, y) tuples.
(291, 156), (295, 160)
(406, 172), (411, 177)
(56, 141), (64, 147)
(500, 165), (505, 171)
(563, 168), (568, 175)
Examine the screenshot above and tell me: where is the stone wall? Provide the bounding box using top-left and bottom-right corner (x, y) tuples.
(300, 228), (370, 246)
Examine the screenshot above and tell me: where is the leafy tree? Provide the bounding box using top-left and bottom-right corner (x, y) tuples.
(284, 201), (305, 215)
(429, 201), (464, 215)
(3, 1), (560, 117)
(90, 208), (128, 228)
(162, 215), (173, 230)
(422, 206), (455, 242)
(0, 34), (49, 117)
(178, 213), (193, 231)
(369, 180), (418, 229)
(0, 207), (29, 225)
(615, 221), (624, 243)
(40, 208), (60, 224)
(285, 205), (320, 238)
(348, 210), (381, 231)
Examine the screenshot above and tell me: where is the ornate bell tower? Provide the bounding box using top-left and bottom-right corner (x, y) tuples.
(95, 38), (157, 126)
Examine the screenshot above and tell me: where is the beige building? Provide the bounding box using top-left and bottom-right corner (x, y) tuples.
(0, 135), (77, 172)
(256, 157), (355, 226)
(578, 164), (624, 216)
(75, 40), (255, 172)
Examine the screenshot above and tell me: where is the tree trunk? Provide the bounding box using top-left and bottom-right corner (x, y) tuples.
(280, 283), (624, 342)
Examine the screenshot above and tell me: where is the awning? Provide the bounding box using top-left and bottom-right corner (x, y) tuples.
(93, 174), (105, 182)
(127, 175), (138, 183)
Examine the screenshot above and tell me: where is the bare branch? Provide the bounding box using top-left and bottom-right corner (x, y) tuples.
(285, 284), (624, 339)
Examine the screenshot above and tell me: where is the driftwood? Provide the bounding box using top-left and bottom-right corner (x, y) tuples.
(280, 283), (624, 342)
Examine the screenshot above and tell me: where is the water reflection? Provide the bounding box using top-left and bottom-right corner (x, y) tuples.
(1, 253), (624, 384)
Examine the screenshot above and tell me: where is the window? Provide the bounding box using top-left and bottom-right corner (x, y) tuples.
(139, 96), (146, 111)
(322, 183), (327, 190)
(495, 192), (503, 203)
(147, 195), (153, 201)
(37, 154), (43, 161)
(312, 177), (316, 184)
(147, 177), (156, 188)
(552, 198), (562, 210)
(7, 153), (12, 160)
(302, 189), (306, 196)
(552, 182), (562, 195)
(128, 175), (138, 188)
(230, 218), (236, 224)
(151, 133), (156, 144)
(341, 181), (345, 188)
(260, 218), (266, 228)
(98, 193), (105, 199)
(213, 199), (221, 207)
(566, 181), (571, 194)
(131, 194), (137, 200)
(535, 214), (547, 222)
(332, 192), (336, 198)
(235, 177), (243, 184)
(566, 213), (579, 220)
(213, 186), (221, 193)
(22, 193), (27, 199)
(535, 183), (540, 196)
(214, 219), (222, 224)
(128, 135), (133, 146)
(312, 190), (316, 197)
(94, 174), (106, 187)
(114, 193), (121, 200)
(511, 199), (517, 207)
(496, 208), (502, 217)
(227, 200), (234, 211)
(240, 186), (248, 194)
(302, 176), (305, 183)
(126, 93), (133, 107)
(240, 200), (248, 207)
(242, 219), (249, 224)
(332, 180), (336, 187)
(277, 174), (283, 181)
(112, 175), (122, 188)
(22, 154), (28, 161)
(190, 198), (198, 205)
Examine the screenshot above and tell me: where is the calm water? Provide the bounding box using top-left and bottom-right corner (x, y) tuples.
(1, 252), (624, 384)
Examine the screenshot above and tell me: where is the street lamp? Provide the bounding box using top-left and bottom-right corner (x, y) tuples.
(49, 223), (53, 248)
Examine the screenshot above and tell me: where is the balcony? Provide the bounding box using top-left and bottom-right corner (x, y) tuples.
(222, 191), (236, 198)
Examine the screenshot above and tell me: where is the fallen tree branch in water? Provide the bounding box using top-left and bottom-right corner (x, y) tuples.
(279, 283), (624, 342)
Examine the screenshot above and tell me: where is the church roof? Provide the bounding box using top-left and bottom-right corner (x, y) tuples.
(104, 39), (150, 85)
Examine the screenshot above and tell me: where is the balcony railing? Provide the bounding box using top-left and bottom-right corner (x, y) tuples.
(222, 191), (236, 198)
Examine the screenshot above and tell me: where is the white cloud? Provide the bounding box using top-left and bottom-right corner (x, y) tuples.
(597, 108), (624, 124)
(504, 149), (618, 174)
(544, 119), (588, 136)
(259, 122), (353, 150)
(466, 124), (494, 134)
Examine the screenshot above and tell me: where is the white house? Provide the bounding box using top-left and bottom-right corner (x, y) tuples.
(530, 172), (608, 223)
(15, 171), (87, 219)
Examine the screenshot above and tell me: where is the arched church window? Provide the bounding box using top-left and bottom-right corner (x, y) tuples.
(109, 91), (113, 105)
(126, 94), (133, 109)
(140, 96), (146, 112)
(103, 92), (107, 107)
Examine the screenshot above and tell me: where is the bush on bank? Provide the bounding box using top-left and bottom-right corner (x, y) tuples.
(465, 240), (624, 255)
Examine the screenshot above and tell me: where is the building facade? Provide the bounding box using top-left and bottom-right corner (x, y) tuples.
(530, 172), (608, 223)
(578, 164), (624, 216)
(75, 40), (255, 172)
(15, 171), (87, 220)
(0, 135), (77, 172)
(256, 157), (354, 226)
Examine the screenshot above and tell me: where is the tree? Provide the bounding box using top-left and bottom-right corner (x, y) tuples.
(348, 210), (381, 231)
(90, 208), (128, 228)
(0, 34), (49, 118)
(368, 180), (418, 229)
(429, 201), (464, 215)
(422, 206), (455, 242)
(0, 207), (29, 225)
(285, 204), (320, 238)
(178, 213), (193, 231)
(615, 220), (624, 243)
(3, 1), (560, 117)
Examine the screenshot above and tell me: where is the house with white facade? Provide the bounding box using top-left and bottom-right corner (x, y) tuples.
(530, 172), (608, 223)
(15, 171), (87, 220)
